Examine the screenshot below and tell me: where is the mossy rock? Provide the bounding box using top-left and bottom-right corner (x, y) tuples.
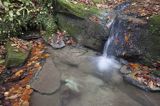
(151, 70), (160, 77)
(147, 15), (160, 60)
(57, 0), (105, 18)
(57, 13), (108, 51)
(5, 42), (29, 68)
(141, 15), (160, 65)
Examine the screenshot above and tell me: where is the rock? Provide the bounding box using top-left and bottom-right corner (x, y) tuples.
(120, 65), (131, 74)
(45, 46), (160, 106)
(57, 0), (105, 18)
(50, 40), (65, 49)
(30, 91), (60, 106)
(49, 36), (66, 49)
(146, 15), (160, 62)
(57, 14), (108, 51)
(105, 15), (160, 65)
(30, 57), (61, 94)
(123, 74), (160, 92)
(5, 42), (29, 68)
(56, 0), (109, 51)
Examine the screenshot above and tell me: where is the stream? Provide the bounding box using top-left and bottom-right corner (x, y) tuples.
(30, 1), (160, 106)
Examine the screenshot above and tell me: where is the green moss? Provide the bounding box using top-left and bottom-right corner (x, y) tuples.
(58, 17), (80, 35)
(5, 42), (29, 68)
(36, 13), (57, 41)
(148, 15), (160, 60)
(92, 0), (105, 3)
(151, 70), (160, 77)
(58, 0), (102, 18)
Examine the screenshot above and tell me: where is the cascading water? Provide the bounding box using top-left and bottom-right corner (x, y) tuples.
(96, 1), (131, 72)
(96, 21), (121, 72)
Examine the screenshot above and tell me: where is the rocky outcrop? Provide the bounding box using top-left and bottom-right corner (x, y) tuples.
(56, 0), (109, 51)
(106, 15), (160, 65)
(57, 13), (108, 51)
(147, 15), (160, 62)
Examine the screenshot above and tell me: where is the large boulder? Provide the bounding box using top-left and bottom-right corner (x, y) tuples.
(106, 15), (160, 65)
(56, 0), (109, 51)
(57, 13), (108, 51)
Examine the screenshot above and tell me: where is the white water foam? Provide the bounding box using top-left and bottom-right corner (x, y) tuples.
(95, 12), (122, 72)
(96, 56), (121, 72)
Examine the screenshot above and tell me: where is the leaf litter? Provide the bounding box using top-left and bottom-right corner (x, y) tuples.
(0, 38), (49, 106)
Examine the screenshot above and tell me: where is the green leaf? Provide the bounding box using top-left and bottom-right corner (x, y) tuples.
(9, 17), (13, 21)
(16, 11), (21, 16)
(9, 10), (14, 17)
(3, 1), (10, 7)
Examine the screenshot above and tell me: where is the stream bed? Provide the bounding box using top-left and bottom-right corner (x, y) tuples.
(30, 46), (160, 106)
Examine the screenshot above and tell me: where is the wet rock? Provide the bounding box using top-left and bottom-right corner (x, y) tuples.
(5, 42), (29, 68)
(123, 75), (160, 92)
(48, 46), (96, 66)
(30, 57), (61, 94)
(56, 0), (110, 51)
(106, 15), (160, 65)
(31, 91), (60, 106)
(57, 14), (108, 51)
(50, 39), (65, 49)
(45, 46), (160, 106)
(147, 15), (160, 62)
(120, 65), (131, 74)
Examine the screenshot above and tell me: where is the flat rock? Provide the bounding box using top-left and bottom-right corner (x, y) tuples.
(30, 91), (60, 106)
(120, 65), (131, 74)
(30, 57), (61, 94)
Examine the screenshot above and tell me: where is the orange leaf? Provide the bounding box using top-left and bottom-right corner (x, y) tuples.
(125, 35), (129, 43)
(15, 70), (24, 77)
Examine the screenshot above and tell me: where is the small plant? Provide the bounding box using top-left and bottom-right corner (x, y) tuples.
(0, 0), (56, 41)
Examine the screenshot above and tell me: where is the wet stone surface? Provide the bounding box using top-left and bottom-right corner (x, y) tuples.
(30, 46), (160, 106)
(30, 57), (61, 94)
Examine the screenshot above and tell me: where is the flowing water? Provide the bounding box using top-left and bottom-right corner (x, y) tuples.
(30, 1), (160, 106)
(95, 1), (131, 72)
(94, 1), (160, 106)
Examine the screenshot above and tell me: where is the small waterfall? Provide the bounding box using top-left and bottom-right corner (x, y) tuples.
(97, 19), (121, 72)
(96, 1), (131, 72)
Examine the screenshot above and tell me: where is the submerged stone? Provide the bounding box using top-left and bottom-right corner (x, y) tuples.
(30, 57), (61, 94)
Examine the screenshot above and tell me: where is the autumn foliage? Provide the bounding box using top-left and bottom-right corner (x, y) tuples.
(0, 38), (49, 106)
